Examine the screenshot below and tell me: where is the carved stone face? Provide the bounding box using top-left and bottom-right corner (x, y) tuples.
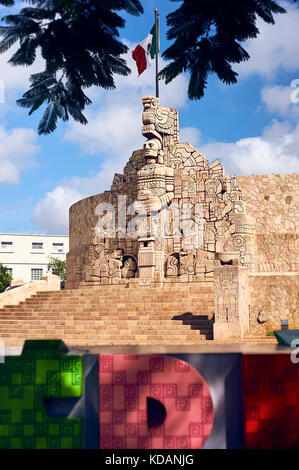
(114, 248), (124, 258)
(143, 138), (161, 163)
(143, 96), (159, 110)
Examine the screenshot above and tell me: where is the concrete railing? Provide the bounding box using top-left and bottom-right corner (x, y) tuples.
(0, 275), (60, 309)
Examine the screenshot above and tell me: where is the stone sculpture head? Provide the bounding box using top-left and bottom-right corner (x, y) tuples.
(143, 138), (162, 164)
(142, 96), (163, 143)
(143, 96), (159, 111)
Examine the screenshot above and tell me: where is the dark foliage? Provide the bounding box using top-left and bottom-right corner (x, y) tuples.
(0, 0), (295, 132)
(160, 0), (287, 100)
(0, 264), (12, 293)
(0, 0), (143, 134)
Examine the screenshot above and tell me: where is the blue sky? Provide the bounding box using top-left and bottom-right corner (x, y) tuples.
(0, 0), (298, 235)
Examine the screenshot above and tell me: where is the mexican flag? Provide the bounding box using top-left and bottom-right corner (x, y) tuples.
(132, 23), (159, 76)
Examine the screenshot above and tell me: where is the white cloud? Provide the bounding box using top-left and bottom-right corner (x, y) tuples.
(261, 84), (299, 117)
(236, 1), (299, 78)
(64, 42), (188, 158)
(32, 18), (299, 234)
(201, 120), (299, 175)
(35, 117), (299, 234)
(0, 45), (46, 123)
(180, 127), (202, 148)
(0, 126), (40, 183)
(64, 94), (143, 158)
(0, 46), (45, 93)
(31, 186), (83, 235)
(31, 167), (128, 234)
(34, 60), (189, 234)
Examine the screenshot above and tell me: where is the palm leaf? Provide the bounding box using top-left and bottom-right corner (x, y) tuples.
(8, 37), (38, 66)
(38, 101), (58, 135)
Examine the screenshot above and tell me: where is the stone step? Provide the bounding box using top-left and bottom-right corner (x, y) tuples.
(9, 297), (214, 312)
(19, 298), (214, 304)
(243, 337), (277, 343)
(1, 304), (214, 311)
(33, 289), (214, 294)
(0, 308), (214, 315)
(1, 331), (207, 338)
(28, 295), (213, 302)
(0, 324), (197, 332)
(34, 287), (214, 294)
(0, 318), (213, 326)
(0, 312), (214, 319)
(0, 322), (206, 332)
(0, 335), (205, 341)
(0, 318), (195, 324)
(0, 333), (207, 341)
(32, 296), (213, 301)
(0, 316), (214, 323)
(0, 316), (214, 322)
(0, 301), (214, 315)
(0, 327), (205, 334)
(0, 283), (215, 346)
(2, 340), (208, 348)
(0, 319), (204, 327)
(36, 284), (213, 292)
(0, 305), (214, 312)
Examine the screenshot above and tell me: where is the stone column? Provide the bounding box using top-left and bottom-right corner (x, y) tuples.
(214, 264), (250, 341)
(137, 238), (156, 278)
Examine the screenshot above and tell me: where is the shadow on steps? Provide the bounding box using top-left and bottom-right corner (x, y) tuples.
(172, 312), (215, 340)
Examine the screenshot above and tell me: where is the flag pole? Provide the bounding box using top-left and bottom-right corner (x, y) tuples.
(154, 8), (159, 98)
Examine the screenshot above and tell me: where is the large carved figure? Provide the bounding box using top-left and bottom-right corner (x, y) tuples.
(67, 95), (257, 287)
(135, 137), (174, 213)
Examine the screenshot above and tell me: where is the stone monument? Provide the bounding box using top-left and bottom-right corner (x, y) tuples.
(67, 96), (298, 341)
(66, 96), (264, 340)
(0, 97), (297, 347)
(68, 96), (256, 283)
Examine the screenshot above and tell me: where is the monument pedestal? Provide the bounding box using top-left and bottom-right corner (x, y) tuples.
(138, 238), (155, 279)
(214, 264), (250, 341)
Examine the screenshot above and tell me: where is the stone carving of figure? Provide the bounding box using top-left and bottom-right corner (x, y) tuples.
(216, 271), (238, 321)
(135, 137), (174, 213)
(121, 257), (137, 279)
(142, 96), (178, 144)
(180, 251), (196, 275)
(107, 249), (123, 279)
(206, 179), (233, 221)
(166, 253), (179, 277)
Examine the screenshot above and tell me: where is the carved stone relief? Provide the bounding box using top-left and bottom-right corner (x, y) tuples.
(68, 95), (257, 287)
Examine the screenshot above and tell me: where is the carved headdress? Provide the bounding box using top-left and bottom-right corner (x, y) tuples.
(142, 96), (179, 147)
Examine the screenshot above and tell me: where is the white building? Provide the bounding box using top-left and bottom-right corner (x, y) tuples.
(0, 234), (69, 283)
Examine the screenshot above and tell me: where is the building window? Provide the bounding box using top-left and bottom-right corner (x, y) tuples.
(6, 268), (13, 278)
(1, 241), (13, 252)
(31, 268), (43, 281)
(32, 242), (43, 252)
(52, 242), (64, 254)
